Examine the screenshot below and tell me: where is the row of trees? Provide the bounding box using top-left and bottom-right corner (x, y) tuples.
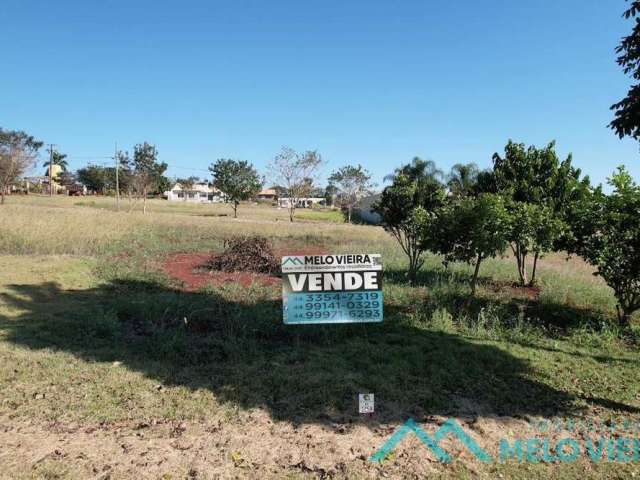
(374, 142), (640, 327)
(0, 132), (375, 221)
(0, 130), (169, 214)
(55, 143), (169, 214)
(207, 146), (374, 221)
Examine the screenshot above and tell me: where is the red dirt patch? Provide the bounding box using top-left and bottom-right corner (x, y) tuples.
(162, 253), (280, 291)
(161, 247), (328, 291)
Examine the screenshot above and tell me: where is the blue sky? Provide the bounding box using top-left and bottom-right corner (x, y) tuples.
(2, 0), (638, 187)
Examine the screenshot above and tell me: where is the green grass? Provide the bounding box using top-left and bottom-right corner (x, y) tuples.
(0, 195), (639, 478)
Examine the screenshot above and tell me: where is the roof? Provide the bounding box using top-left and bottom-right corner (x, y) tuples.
(170, 182), (222, 194)
(258, 188), (277, 195)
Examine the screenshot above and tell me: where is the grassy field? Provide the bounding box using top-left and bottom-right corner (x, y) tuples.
(1, 195), (639, 479)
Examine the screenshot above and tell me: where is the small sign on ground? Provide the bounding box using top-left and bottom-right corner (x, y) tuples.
(281, 254), (383, 324)
(359, 393), (375, 414)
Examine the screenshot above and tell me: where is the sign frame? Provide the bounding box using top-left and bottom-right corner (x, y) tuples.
(281, 253), (383, 325)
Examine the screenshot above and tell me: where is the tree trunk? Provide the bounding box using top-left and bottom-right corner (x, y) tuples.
(513, 244), (527, 286)
(408, 263), (417, 286)
(529, 251), (539, 287)
(408, 250), (420, 286)
(471, 253), (483, 295)
(520, 254), (528, 286)
(143, 191), (147, 214)
(348, 206), (352, 223)
(289, 204), (295, 222)
(233, 201), (238, 218)
(0, 188), (5, 205)
(617, 305), (632, 329)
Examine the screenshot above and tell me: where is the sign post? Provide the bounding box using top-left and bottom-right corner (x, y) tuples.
(281, 254), (383, 324)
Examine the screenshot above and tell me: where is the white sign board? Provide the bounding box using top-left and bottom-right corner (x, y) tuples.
(281, 254), (383, 324)
(359, 393), (375, 414)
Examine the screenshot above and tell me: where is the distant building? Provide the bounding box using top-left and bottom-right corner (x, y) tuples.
(165, 182), (225, 203)
(277, 197), (326, 209)
(351, 194), (382, 224)
(255, 188), (278, 202)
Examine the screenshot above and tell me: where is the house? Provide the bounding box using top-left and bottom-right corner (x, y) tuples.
(255, 188), (278, 202)
(165, 182), (225, 203)
(277, 197), (326, 209)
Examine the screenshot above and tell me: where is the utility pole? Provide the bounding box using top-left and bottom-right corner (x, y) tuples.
(114, 142), (120, 210)
(47, 144), (56, 196)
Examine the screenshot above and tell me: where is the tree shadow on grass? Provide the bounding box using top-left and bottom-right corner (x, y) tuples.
(387, 262), (616, 334)
(1, 279), (637, 426)
(424, 286), (613, 334)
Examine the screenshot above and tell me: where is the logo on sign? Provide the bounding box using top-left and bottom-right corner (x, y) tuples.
(282, 257), (304, 266)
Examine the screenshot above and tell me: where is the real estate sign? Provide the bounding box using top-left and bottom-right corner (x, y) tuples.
(281, 254), (383, 324)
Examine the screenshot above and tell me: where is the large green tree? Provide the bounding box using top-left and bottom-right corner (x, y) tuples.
(210, 159), (261, 218)
(491, 140), (586, 286)
(374, 160), (446, 285)
(430, 194), (511, 294)
(77, 165), (117, 194)
(0, 128), (43, 204)
(610, 1), (640, 140)
(569, 167), (640, 328)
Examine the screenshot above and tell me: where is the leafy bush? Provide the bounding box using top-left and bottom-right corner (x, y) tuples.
(569, 166), (640, 327)
(429, 193), (511, 293)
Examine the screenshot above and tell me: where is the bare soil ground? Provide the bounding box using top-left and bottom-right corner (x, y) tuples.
(162, 253), (281, 290)
(161, 247), (327, 291)
(1, 411), (627, 479)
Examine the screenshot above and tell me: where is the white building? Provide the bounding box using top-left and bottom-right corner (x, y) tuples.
(165, 182), (225, 203)
(277, 197), (326, 209)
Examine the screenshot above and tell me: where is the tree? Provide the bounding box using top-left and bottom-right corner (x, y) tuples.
(268, 147), (324, 222)
(57, 170), (77, 189)
(0, 128), (43, 204)
(131, 142), (167, 214)
(507, 202), (565, 287)
(77, 165), (116, 194)
(43, 150), (68, 172)
(373, 161), (446, 285)
(610, 1), (640, 140)
(209, 159), (261, 218)
(446, 163), (480, 197)
(116, 150), (134, 201)
(430, 194), (511, 294)
(384, 157), (443, 183)
(491, 140), (584, 286)
(568, 167), (640, 328)
(324, 184), (338, 207)
(328, 164), (374, 222)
